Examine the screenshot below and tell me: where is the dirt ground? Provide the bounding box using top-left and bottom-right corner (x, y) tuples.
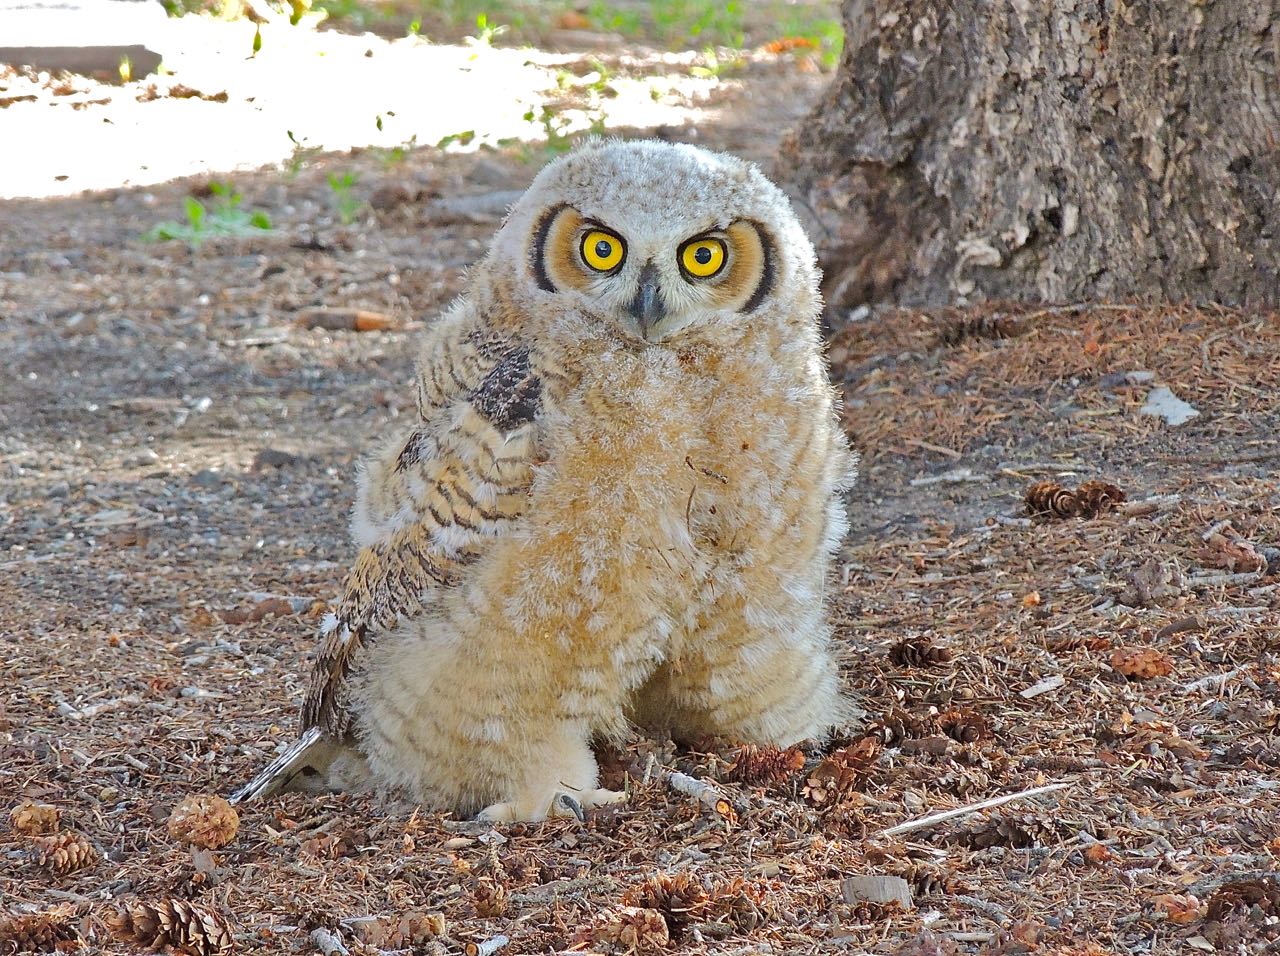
(2, 17), (1280, 956)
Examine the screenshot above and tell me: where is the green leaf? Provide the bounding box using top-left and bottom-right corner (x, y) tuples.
(184, 196), (206, 229)
(249, 211), (272, 230)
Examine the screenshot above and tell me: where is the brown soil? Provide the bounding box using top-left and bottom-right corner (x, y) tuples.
(2, 35), (1279, 956)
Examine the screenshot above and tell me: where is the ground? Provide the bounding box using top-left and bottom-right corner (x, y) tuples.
(2, 8), (1279, 956)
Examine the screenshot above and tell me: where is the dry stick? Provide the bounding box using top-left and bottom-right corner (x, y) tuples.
(879, 782), (1072, 837)
(465, 934), (510, 956)
(1188, 570), (1263, 588)
(665, 771), (723, 809)
(310, 928), (350, 956)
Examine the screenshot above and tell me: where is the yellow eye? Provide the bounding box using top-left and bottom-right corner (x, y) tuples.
(680, 238), (727, 278)
(581, 230), (625, 272)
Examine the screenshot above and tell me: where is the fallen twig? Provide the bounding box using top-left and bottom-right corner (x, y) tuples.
(1187, 570), (1263, 588)
(954, 894), (1010, 923)
(311, 927), (350, 956)
(465, 934), (509, 956)
(879, 782), (1072, 837)
(665, 771), (723, 809)
(1182, 667), (1247, 694)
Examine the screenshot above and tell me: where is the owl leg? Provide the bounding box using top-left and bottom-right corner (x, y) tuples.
(474, 733), (627, 824)
(359, 629), (627, 822)
(635, 596), (849, 746)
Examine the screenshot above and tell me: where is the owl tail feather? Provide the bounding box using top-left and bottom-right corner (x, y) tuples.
(230, 726), (349, 804)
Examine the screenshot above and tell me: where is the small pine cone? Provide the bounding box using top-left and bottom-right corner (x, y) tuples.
(167, 795), (239, 850)
(1205, 877), (1280, 922)
(888, 637), (953, 668)
(622, 872), (708, 931)
(724, 745), (806, 786)
(9, 800), (61, 836)
(0, 904), (83, 952)
(1075, 479), (1126, 518)
(593, 907), (670, 953)
(105, 899), (235, 956)
(867, 712), (930, 745)
(383, 912), (446, 948)
(802, 740), (879, 806)
(703, 878), (770, 933)
(1047, 634), (1112, 655)
(935, 312), (1027, 347)
(937, 709), (991, 744)
(28, 832), (97, 875)
(1110, 646), (1174, 680)
(1025, 480), (1080, 518)
(953, 812), (1060, 850)
(472, 878), (508, 918)
(900, 863), (954, 898)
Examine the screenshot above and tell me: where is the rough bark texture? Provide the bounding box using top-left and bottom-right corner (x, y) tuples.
(781, 0), (1280, 312)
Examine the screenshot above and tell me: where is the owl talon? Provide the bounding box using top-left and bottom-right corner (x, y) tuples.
(475, 787), (628, 823)
(550, 792), (585, 821)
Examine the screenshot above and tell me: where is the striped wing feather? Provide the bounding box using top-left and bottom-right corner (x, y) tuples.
(301, 337), (542, 740)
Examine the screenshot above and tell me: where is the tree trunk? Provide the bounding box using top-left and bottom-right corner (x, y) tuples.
(780, 1), (1280, 314)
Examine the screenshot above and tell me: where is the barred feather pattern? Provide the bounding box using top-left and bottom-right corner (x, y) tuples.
(300, 301), (545, 742)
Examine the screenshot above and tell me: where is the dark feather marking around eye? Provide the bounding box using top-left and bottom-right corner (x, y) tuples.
(471, 347), (543, 433)
(741, 220), (775, 314)
(531, 205), (566, 293)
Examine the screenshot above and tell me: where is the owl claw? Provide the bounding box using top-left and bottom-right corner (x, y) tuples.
(475, 787), (628, 823)
(550, 792), (585, 821)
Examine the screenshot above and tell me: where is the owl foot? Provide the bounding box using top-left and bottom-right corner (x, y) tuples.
(476, 787), (627, 823)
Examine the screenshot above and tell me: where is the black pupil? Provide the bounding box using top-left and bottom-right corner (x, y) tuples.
(694, 246), (713, 265)
(595, 239), (612, 259)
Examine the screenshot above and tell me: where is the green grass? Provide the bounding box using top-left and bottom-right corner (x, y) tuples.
(144, 183), (272, 249)
(326, 171), (364, 224)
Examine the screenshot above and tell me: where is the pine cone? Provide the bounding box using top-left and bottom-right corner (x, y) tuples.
(383, 912), (445, 948)
(888, 637), (953, 667)
(592, 907), (670, 953)
(167, 796), (239, 850)
(724, 745), (806, 786)
(802, 740), (879, 806)
(702, 878), (771, 933)
(622, 872), (709, 932)
(867, 711), (932, 745)
(1075, 479), (1126, 517)
(1110, 645), (1174, 680)
(952, 812), (1061, 850)
(28, 832), (97, 875)
(937, 709), (991, 744)
(0, 904), (82, 952)
(105, 900), (235, 956)
(348, 912), (445, 949)
(1025, 480), (1080, 518)
(935, 312), (1028, 347)
(1047, 634), (1112, 655)
(899, 863), (954, 898)
(1206, 877), (1280, 922)
(9, 800), (61, 837)
(473, 878), (508, 918)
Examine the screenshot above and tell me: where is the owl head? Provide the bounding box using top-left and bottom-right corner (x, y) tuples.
(488, 139), (820, 347)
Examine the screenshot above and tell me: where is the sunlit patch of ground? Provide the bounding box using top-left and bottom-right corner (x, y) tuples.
(0, 3), (834, 198)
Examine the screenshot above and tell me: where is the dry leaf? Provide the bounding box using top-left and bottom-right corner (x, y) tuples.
(1111, 646), (1175, 680)
(1153, 892), (1204, 925)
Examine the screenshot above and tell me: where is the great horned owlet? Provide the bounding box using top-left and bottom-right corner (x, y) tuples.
(234, 140), (858, 821)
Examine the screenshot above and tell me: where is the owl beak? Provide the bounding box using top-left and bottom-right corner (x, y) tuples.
(627, 262), (667, 339)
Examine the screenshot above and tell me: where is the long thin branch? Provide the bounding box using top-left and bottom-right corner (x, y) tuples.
(879, 782), (1072, 837)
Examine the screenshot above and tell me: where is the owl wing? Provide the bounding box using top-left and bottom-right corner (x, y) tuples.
(304, 339), (543, 740)
(230, 323), (541, 804)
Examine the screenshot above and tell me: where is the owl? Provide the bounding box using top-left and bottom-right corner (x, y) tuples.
(233, 139), (857, 822)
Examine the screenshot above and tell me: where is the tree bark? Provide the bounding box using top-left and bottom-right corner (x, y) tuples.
(780, 1), (1280, 314)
